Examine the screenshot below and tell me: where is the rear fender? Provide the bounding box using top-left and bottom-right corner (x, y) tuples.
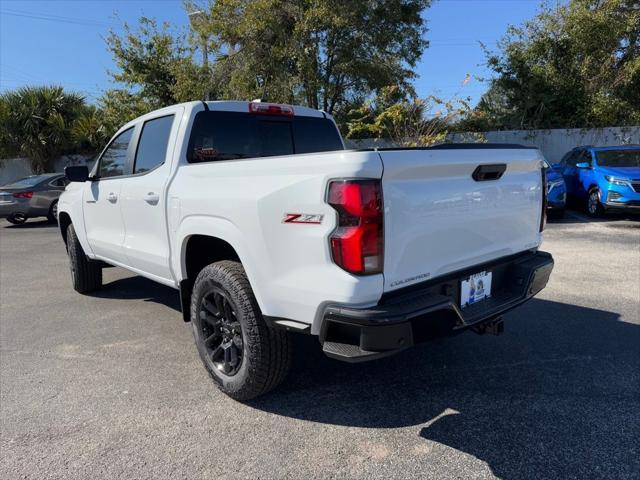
(175, 215), (266, 313)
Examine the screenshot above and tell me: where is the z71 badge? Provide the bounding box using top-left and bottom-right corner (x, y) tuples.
(283, 213), (324, 224)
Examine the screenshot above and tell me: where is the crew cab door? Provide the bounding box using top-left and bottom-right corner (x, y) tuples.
(83, 127), (134, 263)
(119, 113), (178, 281)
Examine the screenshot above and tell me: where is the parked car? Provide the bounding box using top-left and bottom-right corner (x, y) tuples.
(553, 145), (640, 217)
(0, 173), (69, 224)
(544, 160), (566, 217)
(58, 101), (553, 400)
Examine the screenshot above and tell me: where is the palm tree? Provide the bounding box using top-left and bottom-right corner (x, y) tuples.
(0, 86), (86, 173)
(72, 106), (110, 154)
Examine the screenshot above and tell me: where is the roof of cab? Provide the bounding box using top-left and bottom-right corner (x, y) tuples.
(201, 100), (327, 118)
(117, 100), (330, 134)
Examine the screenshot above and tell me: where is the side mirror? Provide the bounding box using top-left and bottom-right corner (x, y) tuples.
(65, 165), (89, 182)
(575, 162), (591, 169)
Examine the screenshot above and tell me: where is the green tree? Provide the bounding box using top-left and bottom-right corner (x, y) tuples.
(105, 17), (210, 105)
(101, 16), (211, 134)
(204, 0), (430, 113)
(479, 0), (640, 130)
(71, 106), (110, 154)
(345, 86), (480, 146)
(0, 86), (88, 172)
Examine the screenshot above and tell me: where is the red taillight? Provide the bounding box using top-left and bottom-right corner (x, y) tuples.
(13, 191), (33, 198)
(540, 168), (547, 232)
(328, 179), (383, 275)
(249, 102), (294, 117)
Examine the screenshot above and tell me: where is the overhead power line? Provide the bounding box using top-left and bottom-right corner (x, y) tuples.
(0, 8), (111, 27)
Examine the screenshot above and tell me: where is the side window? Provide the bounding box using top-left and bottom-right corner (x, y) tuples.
(134, 115), (175, 174)
(566, 150), (581, 167)
(99, 127), (134, 178)
(49, 177), (68, 187)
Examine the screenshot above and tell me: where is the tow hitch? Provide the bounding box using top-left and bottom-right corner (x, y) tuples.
(472, 316), (504, 336)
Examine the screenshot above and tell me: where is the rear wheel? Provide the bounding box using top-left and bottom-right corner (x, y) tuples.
(47, 201), (58, 223)
(7, 213), (26, 225)
(66, 224), (102, 293)
(586, 189), (605, 218)
(190, 261), (292, 401)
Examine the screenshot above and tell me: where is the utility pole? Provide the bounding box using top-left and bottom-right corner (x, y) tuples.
(188, 10), (210, 101)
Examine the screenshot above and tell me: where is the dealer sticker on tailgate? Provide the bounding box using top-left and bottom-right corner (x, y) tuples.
(460, 271), (492, 308)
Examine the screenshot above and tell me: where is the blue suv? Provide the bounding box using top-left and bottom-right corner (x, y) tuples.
(553, 145), (640, 217)
(544, 160), (567, 217)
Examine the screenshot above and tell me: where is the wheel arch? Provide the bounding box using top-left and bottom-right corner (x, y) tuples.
(176, 219), (266, 322)
(58, 211), (72, 245)
(183, 234), (241, 282)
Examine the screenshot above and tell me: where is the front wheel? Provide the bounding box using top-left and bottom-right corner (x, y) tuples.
(586, 189), (605, 218)
(190, 261), (292, 401)
(66, 224), (102, 293)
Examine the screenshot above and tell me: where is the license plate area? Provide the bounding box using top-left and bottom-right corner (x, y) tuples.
(460, 271), (492, 308)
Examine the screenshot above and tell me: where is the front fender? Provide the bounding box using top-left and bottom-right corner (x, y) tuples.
(57, 185), (93, 257)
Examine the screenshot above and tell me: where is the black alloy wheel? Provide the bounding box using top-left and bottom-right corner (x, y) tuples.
(196, 286), (244, 376)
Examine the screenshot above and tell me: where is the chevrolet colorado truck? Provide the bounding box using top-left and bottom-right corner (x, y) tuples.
(58, 101), (554, 400)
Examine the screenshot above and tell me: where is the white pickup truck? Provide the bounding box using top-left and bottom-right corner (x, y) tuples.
(58, 100), (553, 400)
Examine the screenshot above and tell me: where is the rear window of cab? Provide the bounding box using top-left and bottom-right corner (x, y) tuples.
(187, 111), (344, 163)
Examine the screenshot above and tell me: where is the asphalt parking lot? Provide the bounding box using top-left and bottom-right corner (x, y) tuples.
(1, 211), (639, 480)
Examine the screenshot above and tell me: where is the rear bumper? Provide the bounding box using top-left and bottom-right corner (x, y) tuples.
(320, 250), (554, 362)
(0, 201), (42, 218)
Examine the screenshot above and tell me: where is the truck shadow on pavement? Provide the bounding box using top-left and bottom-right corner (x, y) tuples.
(250, 299), (640, 479)
(90, 275), (182, 312)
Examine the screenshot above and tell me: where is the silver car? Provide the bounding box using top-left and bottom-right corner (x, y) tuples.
(0, 174), (69, 225)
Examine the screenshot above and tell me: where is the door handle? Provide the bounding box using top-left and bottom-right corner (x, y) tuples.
(144, 192), (160, 205)
(472, 164), (507, 182)
(107, 192), (118, 203)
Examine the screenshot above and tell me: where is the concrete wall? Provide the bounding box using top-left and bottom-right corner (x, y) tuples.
(2, 126), (638, 184)
(0, 155), (95, 186)
(346, 126), (640, 163)
(450, 126), (640, 163)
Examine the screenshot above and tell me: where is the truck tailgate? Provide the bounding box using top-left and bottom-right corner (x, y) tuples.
(379, 147), (544, 292)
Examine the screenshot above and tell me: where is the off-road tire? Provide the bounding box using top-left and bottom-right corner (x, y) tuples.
(190, 261), (292, 401)
(66, 224), (102, 293)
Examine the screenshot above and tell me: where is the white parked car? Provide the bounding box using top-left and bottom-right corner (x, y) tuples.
(58, 101), (554, 400)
